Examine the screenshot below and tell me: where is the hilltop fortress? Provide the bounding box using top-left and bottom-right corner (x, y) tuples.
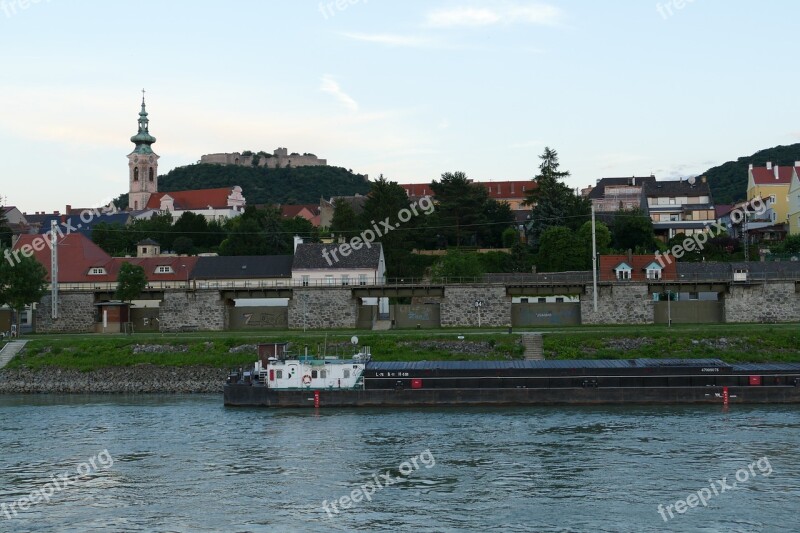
(200, 147), (327, 169)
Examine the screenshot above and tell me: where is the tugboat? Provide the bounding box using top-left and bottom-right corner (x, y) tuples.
(224, 342), (800, 408)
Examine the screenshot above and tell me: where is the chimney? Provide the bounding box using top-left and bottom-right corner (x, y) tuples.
(748, 164), (753, 171)
(774, 165), (780, 180)
(66, 204), (71, 214)
(701, 176), (707, 183)
(766, 161), (772, 170)
(293, 235), (303, 252)
(627, 249), (633, 265)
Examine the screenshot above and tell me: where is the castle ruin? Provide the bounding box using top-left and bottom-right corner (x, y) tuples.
(200, 148), (327, 169)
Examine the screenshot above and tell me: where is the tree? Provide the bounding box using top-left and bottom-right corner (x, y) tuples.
(502, 227), (519, 248)
(330, 198), (360, 237)
(0, 201), (11, 248)
(115, 262), (148, 302)
(430, 250), (485, 282)
(0, 252), (48, 336)
(775, 234), (800, 254)
(536, 226), (586, 272)
(577, 220), (611, 265)
(524, 147), (590, 250)
(172, 236), (194, 255)
(612, 208), (657, 252)
(430, 172), (490, 247)
(219, 217), (269, 256)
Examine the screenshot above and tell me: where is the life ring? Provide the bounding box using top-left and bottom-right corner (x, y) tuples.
(302, 375), (312, 385)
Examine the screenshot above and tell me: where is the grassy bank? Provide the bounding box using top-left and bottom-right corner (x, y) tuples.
(4, 323), (800, 371)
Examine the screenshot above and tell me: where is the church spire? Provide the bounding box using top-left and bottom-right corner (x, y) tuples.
(130, 89), (157, 154)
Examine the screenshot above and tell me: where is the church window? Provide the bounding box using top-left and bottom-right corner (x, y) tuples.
(149, 167), (154, 181)
(134, 168), (139, 181)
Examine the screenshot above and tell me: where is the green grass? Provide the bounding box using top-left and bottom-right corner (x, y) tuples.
(4, 323), (800, 371)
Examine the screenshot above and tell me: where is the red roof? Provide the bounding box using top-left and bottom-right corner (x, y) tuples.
(13, 233), (198, 284)
(146, 187), (237, 210)
(599, 254), (677, 282)
(400, 180), (536, 200)
(281, 205), (318, 218)
(750, 166), (797, 185)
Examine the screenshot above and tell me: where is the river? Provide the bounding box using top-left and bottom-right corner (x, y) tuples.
(1, 395), (798, 532)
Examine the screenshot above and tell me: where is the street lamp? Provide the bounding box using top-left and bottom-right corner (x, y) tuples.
(474, 300), (483, 328)
(667, 289), (672, 328)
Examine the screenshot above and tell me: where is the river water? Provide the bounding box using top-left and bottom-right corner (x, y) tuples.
(0, 395), (798, 532)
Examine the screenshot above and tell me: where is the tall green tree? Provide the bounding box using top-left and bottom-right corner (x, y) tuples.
(536, 226), (587, 272)
(430, 250), (485, 282)
(430, 171), (490, 247)
(115, 262), (148, 302)
(612, 208), (657, 252)
(0, 252), (48, 335)
(524, 147), (590, 250)
(330, 198), (360, 238)
(577, 220), (612, 266)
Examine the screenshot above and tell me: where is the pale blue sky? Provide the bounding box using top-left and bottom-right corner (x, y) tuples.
(2, 0), (799, 213)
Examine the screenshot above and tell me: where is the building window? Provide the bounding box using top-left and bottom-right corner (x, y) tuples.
(646, 269), (662, 280)
(359, 274), (367, 285)
(555, 297), (564, 303)
(155, 266), (174, 274)
(616, 269), (631, 280)
(88, 267), (106, 275)
(768, 195), (776, 205)
(133, 168), (139, 181)
(341, 275), (350, 286)
(325, 275), (334, 286)
(302, 275), (310, 287)
(149, 167), (154, 181)
(689, 292), (699, 300)
(538, 298), (547, 303)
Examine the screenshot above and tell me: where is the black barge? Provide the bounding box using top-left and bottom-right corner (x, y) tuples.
(224, 358), (800, 407)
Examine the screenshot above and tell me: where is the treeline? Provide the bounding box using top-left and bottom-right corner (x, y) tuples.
(328, 173), (519, 278)
(92, 209), (318, 257)
(159, 164), (370, 205)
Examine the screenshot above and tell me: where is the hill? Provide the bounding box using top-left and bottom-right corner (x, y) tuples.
(156, 164), (371, 205)
(700, 143), (800, 204)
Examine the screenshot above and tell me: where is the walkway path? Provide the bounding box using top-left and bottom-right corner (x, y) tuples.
(0, 340), (28, 369)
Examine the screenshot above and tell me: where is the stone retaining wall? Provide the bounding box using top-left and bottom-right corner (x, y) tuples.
(724, 282), (800, 323)
(440, 285), (511, 327)
(288, 288), (358, 329)
(35, 293), (96, 333)
(581, 284), (654, 325)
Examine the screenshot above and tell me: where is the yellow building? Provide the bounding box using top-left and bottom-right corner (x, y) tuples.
(746, 162), (796, 224)
(789, 168), (800, 235)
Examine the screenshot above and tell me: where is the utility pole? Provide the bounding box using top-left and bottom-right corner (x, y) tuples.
(50, 220), (58, 320)
(591, 203), (598, 312)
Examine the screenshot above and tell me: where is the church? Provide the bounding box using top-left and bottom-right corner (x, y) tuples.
(128, 92), (246, 221)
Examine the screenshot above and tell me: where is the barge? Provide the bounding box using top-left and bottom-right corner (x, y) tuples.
(224, 343), (800, 407)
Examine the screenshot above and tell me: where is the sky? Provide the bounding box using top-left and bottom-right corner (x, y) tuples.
(2, 0), (800, 213)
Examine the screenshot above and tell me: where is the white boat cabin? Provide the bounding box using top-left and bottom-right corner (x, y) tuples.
(253, 348), (370, 390)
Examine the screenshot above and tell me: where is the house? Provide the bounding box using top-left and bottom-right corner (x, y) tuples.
(2, 206), (29, 235)
(12, 233), (198, 291)
(789, 167), (800, 235)
(588, 176), (655, 220)
(400, 180), (536, 210)
(291, 241), (386, 287)
(644, 177), (715, 241)
(319, 195), (367, 229)
(280, 204), (321, 227)
(144, 186), (246, 222)
(599, 254), (678, 282)
(192, 255), (293, 289)
(747, 162), (798, 225)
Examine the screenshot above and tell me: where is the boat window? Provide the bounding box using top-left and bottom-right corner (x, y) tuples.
(275, 370), (283, 379)
(320, 370), (327, 378)
(343, 370), (350, 379)
(312, 370), (318, 379)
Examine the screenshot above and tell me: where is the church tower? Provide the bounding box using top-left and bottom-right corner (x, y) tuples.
(128, 91), (159, 211)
